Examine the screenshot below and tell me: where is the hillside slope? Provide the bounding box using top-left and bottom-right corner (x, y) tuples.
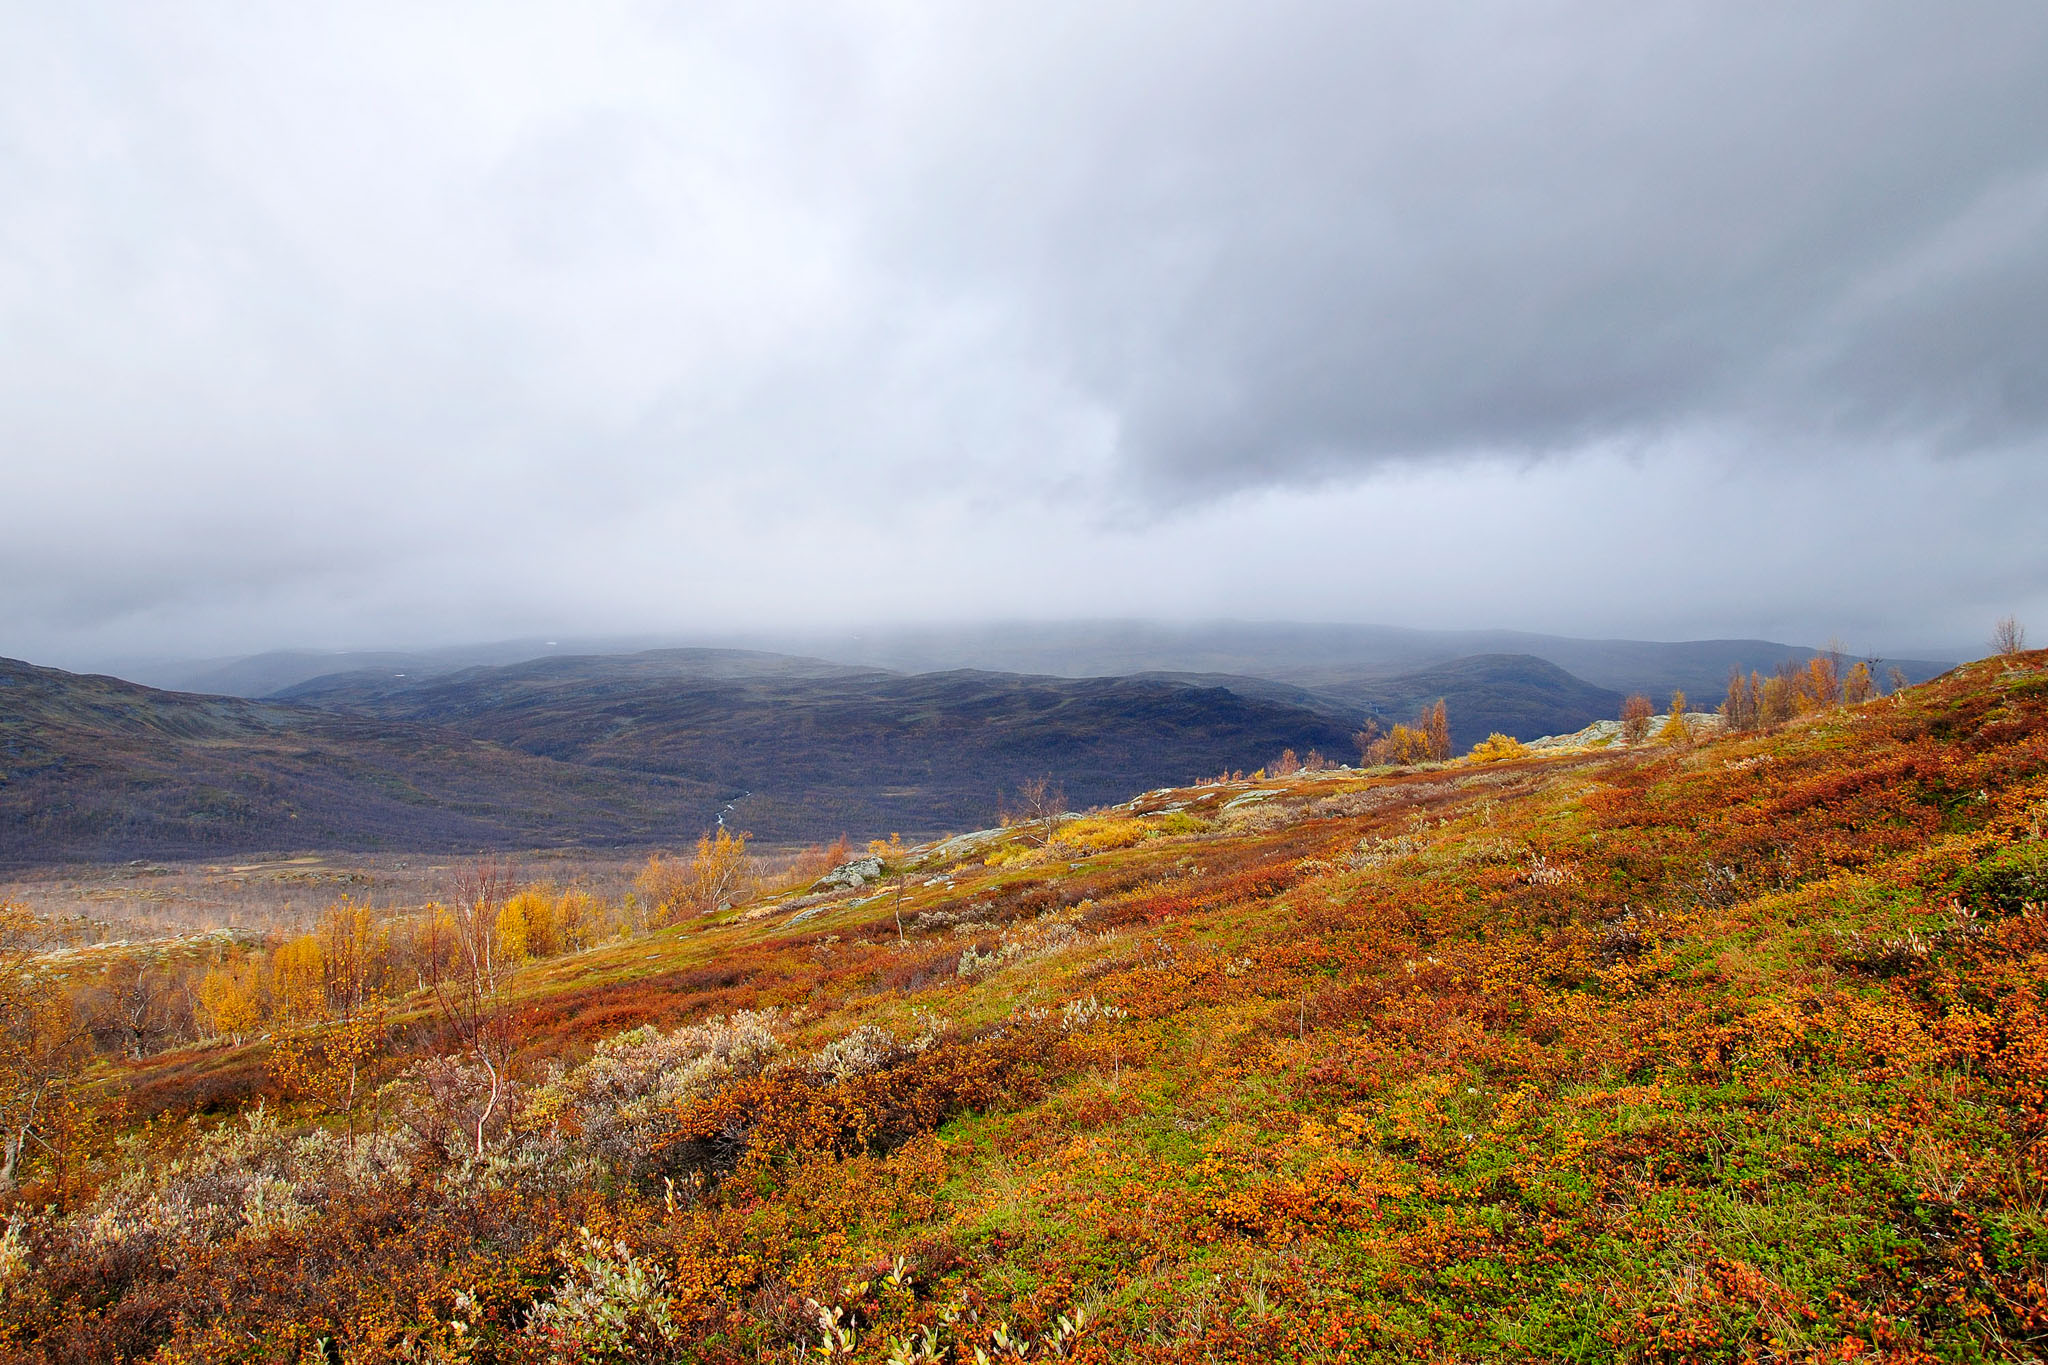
(1139, 652), (1623, 748)
(0, 658), (708, 866)
(280, 650), (1363, 836)
(1326, 651), (1624, 746)
(20, 651), (2048, 1361)
(0, 653), (1362, 864)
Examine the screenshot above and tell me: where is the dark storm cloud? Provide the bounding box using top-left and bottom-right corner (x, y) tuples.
(1, 2), (2043, 665)
(873, 4), (2048, 494)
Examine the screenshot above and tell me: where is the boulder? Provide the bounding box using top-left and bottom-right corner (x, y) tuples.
(811, 855), (885, 892)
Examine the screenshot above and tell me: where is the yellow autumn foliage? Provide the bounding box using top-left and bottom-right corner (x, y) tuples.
(197, 963), (262, 1043)
(1468, 733), (1529, 763)
(269, 934), (325, 1024)
(1053, 815), (1153, 854)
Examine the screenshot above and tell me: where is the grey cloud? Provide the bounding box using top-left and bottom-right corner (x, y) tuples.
(872, 4), (2048, 492)
(1, 2), (2044, 665)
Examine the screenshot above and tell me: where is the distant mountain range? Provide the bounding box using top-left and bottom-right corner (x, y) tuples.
(2, 627), (1954, 866)
(123, 620), (1953, 710)
(269, 649), (1367, 848)
(753, 621), (1956, 704)
(4, 651), (1354, 865)
(269, 647), (1636, 775)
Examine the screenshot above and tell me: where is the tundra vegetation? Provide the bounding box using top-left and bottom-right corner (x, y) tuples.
(1356, 700), (1454, 768)
(1, 646), (2047, 1361)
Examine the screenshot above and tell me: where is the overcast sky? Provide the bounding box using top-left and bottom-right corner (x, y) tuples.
(5, 2), (2045, 670)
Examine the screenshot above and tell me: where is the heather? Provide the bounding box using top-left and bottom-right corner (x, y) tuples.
(3, 654), (2047, 1362)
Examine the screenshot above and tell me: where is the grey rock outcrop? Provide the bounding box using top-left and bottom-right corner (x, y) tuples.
(811, 855), (884, 892)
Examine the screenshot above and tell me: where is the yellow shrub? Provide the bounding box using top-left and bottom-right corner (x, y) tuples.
(505, 887), (558, 958)
(1658, 689), (1694, 744)
(555, 889), (606, 949)
(983, 840), (1041, 868)
(197, 962), (262, 1042)
(269, 934), (325, 1024)
(1468, 733), (1528, 763)
(1053, 815), (1154, 854)
(495, 899), (530, 964)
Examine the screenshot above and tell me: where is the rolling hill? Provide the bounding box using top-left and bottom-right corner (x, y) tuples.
(3, 639), (1869, 868)
(734, 619), (1956, 702)
(0, 658), (708, 867)
(1337, 652), (1624, 746)
(109, 621), (1955, 709)
(1144, 652), (1625, 749)
(1, 653), (1363, 865)
(276, 650), (1364, 841)
(283, 647), (1626, 780)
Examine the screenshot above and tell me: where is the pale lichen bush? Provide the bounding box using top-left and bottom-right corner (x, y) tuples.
(82, 1105), (406, 1253)
(36, 1007), (1016, 1286)
(0, 1218), (28, 1286)
(522, 1010), (784, 1180)
(956, 920), (1083, 980)
(1525, 853), (1578, 887)
(1059, 995), (1128, 1031)
(1349, 834), (1429, 871)
(1311, 782), (1457, 820)
(1216, 802), (1298, 836)
(811, 1021), (919, 1084)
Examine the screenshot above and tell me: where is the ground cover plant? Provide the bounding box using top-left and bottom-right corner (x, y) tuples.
(2, 652), (2047, 1361)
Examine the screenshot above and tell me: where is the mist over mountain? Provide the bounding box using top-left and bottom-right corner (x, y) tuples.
(743, 621), (1953, 703)
(123, 637), (694, 700)
(118, 621), (1953, 711)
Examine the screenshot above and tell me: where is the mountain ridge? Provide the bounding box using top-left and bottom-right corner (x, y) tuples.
(0, 656), (710, 867)
(1, 655), (1360, 864)
(4, 638), (1908, 867)
(104, 620), (1955, 705)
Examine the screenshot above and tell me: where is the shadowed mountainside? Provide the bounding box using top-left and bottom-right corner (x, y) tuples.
(3, 653), (1362, 864)
(6, 641), (1851, 868)
(283, 648), (1626, 768)
(1141, 652), (1623, 749)
(1330, 652), (1626, 748)
(0, 658), (708, 867)
(278, 650), (1364, 840)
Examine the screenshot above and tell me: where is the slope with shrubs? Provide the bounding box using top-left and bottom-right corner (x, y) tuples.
(4, 655), (2048, 1362)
